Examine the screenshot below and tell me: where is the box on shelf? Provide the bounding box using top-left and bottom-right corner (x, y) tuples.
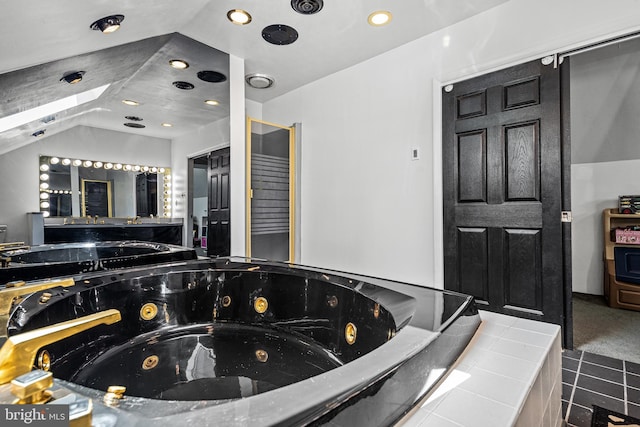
(619, 195), (640, 214)
(613, 228), (640, 244)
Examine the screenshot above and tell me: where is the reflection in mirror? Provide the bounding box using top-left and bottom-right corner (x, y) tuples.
(39, 155), (171, 218)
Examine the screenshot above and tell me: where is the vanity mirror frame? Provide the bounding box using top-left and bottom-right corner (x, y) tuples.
(39, 155), (172, 219)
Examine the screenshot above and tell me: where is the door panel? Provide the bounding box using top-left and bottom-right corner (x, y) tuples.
(207, 148), (230, 257)
(443, 58), (565, 328)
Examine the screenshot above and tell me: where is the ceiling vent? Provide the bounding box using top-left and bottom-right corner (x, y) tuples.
(291, 0), (323, 14)
(125, 116), (143, 121)
(197, 71), (227, 83)
(262, 25), (298, 46)
(172, 81), (195, 90)
(124, 123), (145, 129)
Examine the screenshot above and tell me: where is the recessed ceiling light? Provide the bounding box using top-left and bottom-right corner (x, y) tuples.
(245, 73), (275, 89)
(368, 11), (392, 26)
(161, 123), (173, 127)
(122, 99), (139, 106)
(169, 59), (189, 70)
(227, 9), (252, 25)
(60, 71), (85, 84)
(204, 99), (219, 106)
(90, 15), (125, 34)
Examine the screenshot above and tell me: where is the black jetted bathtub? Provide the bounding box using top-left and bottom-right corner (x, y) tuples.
(0, 241), (197, 286)
(1, 258), (480, 426)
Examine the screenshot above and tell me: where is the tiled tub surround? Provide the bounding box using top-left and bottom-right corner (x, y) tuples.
(400, 310), (562, 427)
(562, 349), (640, 426)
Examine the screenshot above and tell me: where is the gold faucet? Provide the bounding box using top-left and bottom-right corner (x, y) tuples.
(93, 215), (98, 224)
(0, 309), (121, 384)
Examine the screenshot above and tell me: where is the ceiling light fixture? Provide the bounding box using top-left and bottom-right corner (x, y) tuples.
(245, 73), (275, 89)
(90, 15), (125, 34)
(122, 99), (139, 106)
(204, 99), (219, 106)
(60, 71), (85, 84)
(227, 9), (252, 25)
(169, 59), (189, 70)
(161, 123), (173, 127)
(368, 11), (392, 26)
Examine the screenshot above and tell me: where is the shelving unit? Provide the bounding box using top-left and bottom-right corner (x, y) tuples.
(603, 208), (640, 310)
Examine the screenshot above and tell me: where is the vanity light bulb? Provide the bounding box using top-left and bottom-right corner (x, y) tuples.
(114, 163), (123, 170)
(124, 165), (132, 171)
(73, 160), (82, 166)
(165, 182), (172, 188)
(40, 173), (49, 181)
(39, 183), (49, 190)
(40, 202), (50, 209)
(40, 164), (49, 172)
(142, 166), (149, 172)
(159, 168), (166, 173)
(104, 163), (113, 169)
(50, 157), (60, 164)
(165, 197), (172, 203)
(151, 167), (158, 173)
(94, 161), (103, 168)
(83, 160), (92, 167)
(133, 165), (141, 171)
(39, 193), (49, 200)
(61, 158), (71, 165)
(42, 211), (50, 218)
(164, 190), (171, 195)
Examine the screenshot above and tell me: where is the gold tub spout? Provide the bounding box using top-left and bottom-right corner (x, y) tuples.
(0, 277), (76, 318)
(0, 309), (122, 384)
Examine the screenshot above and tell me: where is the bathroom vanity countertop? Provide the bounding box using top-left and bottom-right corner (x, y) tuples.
(399, 310), (562, 427)
(45, 222), (183, 227)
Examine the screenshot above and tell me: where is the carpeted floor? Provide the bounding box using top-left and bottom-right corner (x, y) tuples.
(572, 293), (640, 364)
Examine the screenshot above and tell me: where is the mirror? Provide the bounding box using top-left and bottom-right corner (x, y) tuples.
(39, 155), (171, 218)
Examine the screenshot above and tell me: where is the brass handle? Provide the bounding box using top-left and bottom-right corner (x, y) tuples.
(0, 277), (76, 316)
(0, 309), (122, 384)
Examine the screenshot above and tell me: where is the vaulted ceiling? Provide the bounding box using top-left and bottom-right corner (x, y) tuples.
(0, 0), (509, 154)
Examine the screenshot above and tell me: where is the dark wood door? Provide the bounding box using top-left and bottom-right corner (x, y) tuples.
(207, 148), (231, 256)
(443, 58), (567, 329)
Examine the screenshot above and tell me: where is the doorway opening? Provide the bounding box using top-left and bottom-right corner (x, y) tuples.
(189, 153), (209, 257)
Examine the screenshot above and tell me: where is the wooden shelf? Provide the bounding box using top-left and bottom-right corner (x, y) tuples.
(602, 208), (640, 311)
(603, 208), (640, 260)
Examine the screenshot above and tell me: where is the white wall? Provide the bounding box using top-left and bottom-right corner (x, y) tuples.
(569, 38), (640, 294)
(262, 0), (640, 288)
(571, 160), (640, 294)
(0, 125), (170, 242)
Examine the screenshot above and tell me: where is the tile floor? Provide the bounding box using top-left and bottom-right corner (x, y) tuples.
(562, 349), (640, 426)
